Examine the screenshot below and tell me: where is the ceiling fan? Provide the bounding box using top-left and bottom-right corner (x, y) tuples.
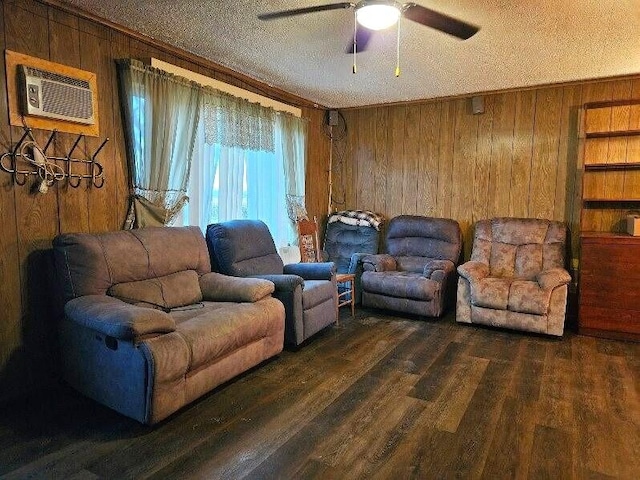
(258, 1), (480, 56)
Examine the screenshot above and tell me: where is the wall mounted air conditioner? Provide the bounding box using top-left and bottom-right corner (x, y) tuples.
(18, 64), (95, 125)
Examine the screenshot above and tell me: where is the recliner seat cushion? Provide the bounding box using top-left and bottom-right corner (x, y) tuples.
(508, 280), (551, 315)
(302, 280), (336, 309)
(470, 277), (551, 315)
(471, 277), (510, 310)
(173, 300), (283, 371)
(362, 271), (437, 301)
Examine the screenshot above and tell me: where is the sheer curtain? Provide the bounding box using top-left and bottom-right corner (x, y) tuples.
(117, 59), (201, 228)
(170, 86), (308, 249)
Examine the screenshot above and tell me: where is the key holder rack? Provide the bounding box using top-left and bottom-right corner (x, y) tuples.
(0, 127), (108, 192)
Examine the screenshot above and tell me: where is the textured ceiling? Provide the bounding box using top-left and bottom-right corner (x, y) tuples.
(62, 1), (640, 108)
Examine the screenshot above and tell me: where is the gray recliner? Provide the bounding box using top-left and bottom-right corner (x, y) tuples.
(323, 212), (382, 304)
(206, 219), (338, 346)
(456, 217), (571, 336)
(361, 215), (462, 317)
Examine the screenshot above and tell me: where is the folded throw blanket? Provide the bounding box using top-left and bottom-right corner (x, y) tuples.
(328, 210), (384, 231)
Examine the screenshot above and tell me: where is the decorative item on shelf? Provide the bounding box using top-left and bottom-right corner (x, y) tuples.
(0, 126), (107, 193)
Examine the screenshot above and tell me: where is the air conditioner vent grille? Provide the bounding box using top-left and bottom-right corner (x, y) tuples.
(25, 66), (90, 89)
(41, 81), (93, 120)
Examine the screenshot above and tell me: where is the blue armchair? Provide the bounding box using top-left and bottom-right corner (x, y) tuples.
(206, 220), (337, 346)
(323, 214), (382, 304)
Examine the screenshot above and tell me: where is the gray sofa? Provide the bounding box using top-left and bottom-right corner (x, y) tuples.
(206, 219), (337, 347)
(456, 217), (570, 336)
(53, 226), (284, 424)
(361, 215), (462, 317)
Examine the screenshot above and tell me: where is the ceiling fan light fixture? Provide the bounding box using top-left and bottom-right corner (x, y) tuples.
(356, 2), (401, 31)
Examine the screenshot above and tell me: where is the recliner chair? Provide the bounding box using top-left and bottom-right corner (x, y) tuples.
(360, 215), (462, 317)
(456, 217), (571, 336)
(323, 211), (382, 304)
(206, 219), (337, 346)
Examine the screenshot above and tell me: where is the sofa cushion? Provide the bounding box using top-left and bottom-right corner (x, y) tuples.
(174, 300), (283, 370)
(470, 277), (511, 310)
(362, 271), (438, 301)
(302, 280), (336, 309)
(53, 226), (211, 302)
(109, 270), (202, 310)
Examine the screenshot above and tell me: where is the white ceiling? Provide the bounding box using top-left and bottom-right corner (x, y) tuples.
(62, 1), (640, 108)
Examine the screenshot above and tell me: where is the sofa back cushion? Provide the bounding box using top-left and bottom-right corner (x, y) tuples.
(54, 226), (211, 302)
(109, 270), (203, 309)
(471, 218), (566, 279)
(206, 220), (284, 276)
(386, 215), (462, 265)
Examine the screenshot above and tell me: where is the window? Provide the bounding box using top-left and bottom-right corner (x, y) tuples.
(172, 113), (305, 248)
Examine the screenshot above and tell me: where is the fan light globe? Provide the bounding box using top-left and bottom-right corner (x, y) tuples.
(356, 3), (401, 31)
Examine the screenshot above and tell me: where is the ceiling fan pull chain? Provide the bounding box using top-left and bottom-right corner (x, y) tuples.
(353, 9), (357, 74)
(395, 15), (401, 77)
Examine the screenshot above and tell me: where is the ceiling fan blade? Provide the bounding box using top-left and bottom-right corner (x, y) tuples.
(346, 27), (374, 53)
(402, 4), (479, 40)
(258, 2), (353, 21)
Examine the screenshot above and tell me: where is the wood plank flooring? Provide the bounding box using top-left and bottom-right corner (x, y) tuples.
(1, 309), (639, 479)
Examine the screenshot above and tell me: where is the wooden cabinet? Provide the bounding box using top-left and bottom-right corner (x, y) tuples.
(578, 101), (640, 341)
(579, 233), (640, 341)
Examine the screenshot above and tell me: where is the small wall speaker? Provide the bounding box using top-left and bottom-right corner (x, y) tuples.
(471, 96), (485, 115)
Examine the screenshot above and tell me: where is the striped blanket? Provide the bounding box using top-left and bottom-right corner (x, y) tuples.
(328, 210), (384, 230)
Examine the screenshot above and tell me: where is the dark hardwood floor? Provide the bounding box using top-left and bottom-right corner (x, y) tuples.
(1, 309), (639, 479)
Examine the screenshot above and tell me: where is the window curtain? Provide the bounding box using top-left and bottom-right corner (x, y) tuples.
(117, 59), (201, 228)
(168, 83), (308, 249)
(279, 113), (308, 223)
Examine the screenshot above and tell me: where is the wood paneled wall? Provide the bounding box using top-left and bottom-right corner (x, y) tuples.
(0, 0), (329, 402)
(333, 77), (640, 260)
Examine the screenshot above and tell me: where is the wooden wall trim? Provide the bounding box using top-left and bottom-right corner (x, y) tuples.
(339, 74), (640, 111)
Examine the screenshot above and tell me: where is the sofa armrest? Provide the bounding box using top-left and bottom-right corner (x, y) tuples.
(537, 268), (571, 290)
(253, 274), (304, 292)
(284, 262), (335, 280)
(423, 259), (455, 282)
(64, 295), (176, 340)
(199, 272), (274, 302)
(362, 254), (397, 272)
(457, 261), (490, 282)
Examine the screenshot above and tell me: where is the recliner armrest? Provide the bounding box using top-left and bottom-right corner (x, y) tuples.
(362, 254), (397, 272)
(253, 274), (305, 292)
(199, 272), (275, 302)
(348, 252), (370, 274)
(423, 259), (455, 282)
(536, 268), (571, 290)
(457, 261), (490, 282)
(283, 262), (335, 280)
(64, 295), (176, 340)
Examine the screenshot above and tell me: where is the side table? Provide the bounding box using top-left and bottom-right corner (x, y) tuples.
(335, 273), (355, 321)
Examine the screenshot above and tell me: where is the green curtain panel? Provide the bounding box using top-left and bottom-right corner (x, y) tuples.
(117, 59), (201, 228)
